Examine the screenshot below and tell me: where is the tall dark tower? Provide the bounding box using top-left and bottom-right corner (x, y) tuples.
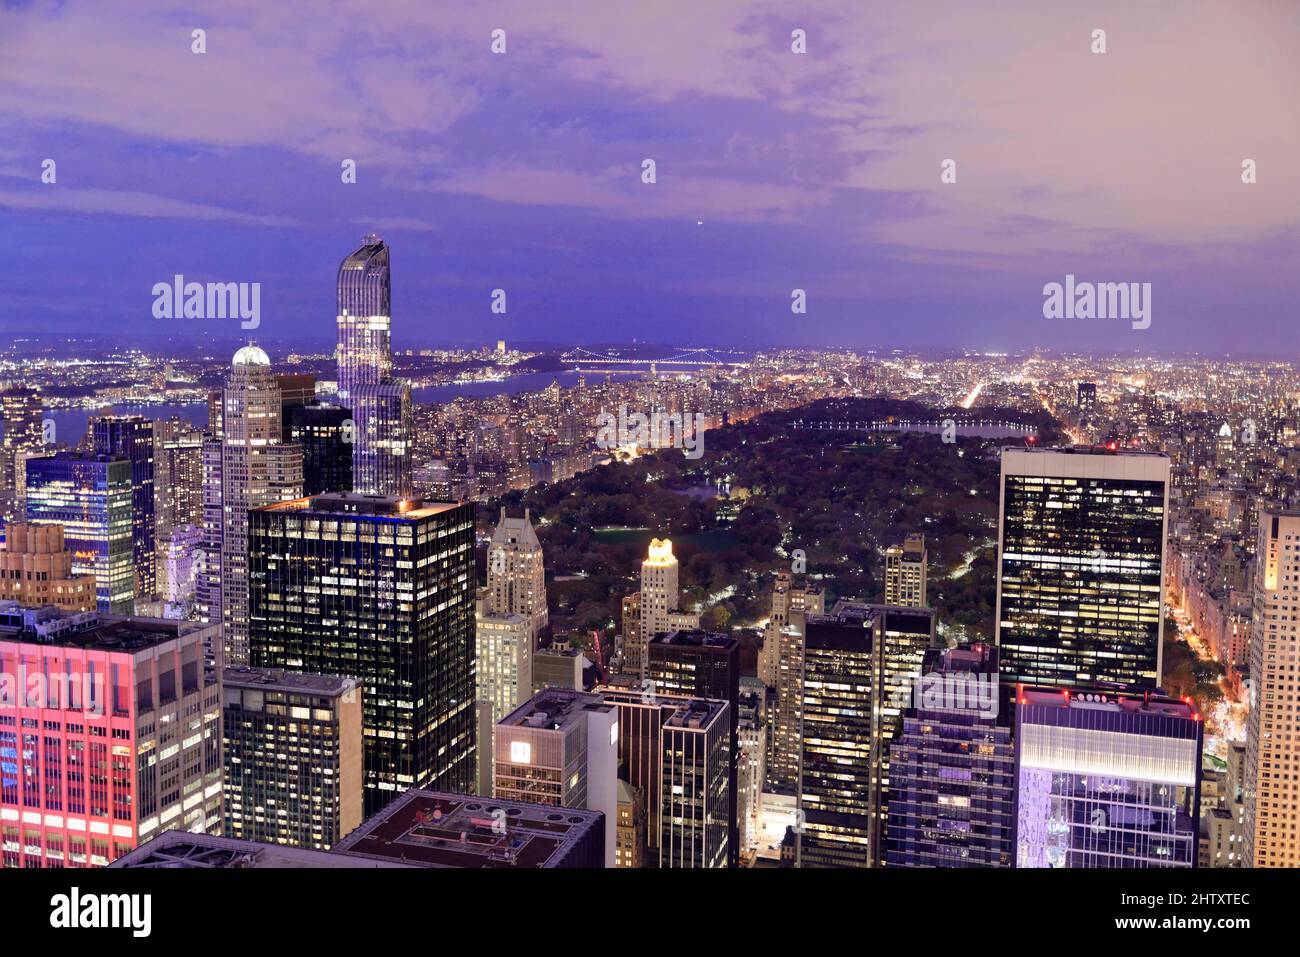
(91, 415), (156, 603)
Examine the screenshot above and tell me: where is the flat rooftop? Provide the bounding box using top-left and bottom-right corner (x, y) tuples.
(664, 698), (728, 730)
(110, 831), (410, 869)
(223, 666), (359, 698)
(0, 604), (187, 653)
(650, 629), (738, 650)
(257, 493), (463, 520)
(1019, 686), (1200, 721)
(332, 790), (603, 868)
(499, 688), (611, 730)
(1001, 444), (1170, 458)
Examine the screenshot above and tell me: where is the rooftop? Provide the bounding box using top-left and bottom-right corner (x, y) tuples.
(0, 602), (190, 652)
(332, 790), (603, 868)
(1018, 686), (1201, 721)
(650, 629), (738, 650)
(499, 688), (612, 730)
(110, 831), (407, 869)
(223, 666), (359, 698)
(664, 698), (728, 730)
(256, 493), (463, 520)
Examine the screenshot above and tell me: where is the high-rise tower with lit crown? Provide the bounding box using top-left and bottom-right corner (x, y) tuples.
(336, 235), (411, 496)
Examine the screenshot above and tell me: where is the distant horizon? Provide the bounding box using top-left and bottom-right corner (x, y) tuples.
(3, 2), (1297, 352)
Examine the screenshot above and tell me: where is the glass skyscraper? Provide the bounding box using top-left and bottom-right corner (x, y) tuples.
(91, 414), (155, 603)
(886, 644), (1014, 868)
(336, 235), (410, 496)
(248, 493), (477, 815)
(1015, 686), (1202, 868)
(995, 446), (1170, 690)
(25, 452), (134, 614)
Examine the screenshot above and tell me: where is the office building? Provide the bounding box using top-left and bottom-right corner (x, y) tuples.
(660, 697), (731, 868)
(152, 418), (203, 600)
(285, 402), (354, 495)
(0, 386), (44, 520)
(616, 779), (645, 868)
(475, 611), (531, 796)
(884, 533), (928, 608)
(1245, 509), (1300, 867)
(647, 629), (740, 866)
(996, 446), (1170, 690)
(532, 645), (589, 694)
(0, 603), (222, 867)
(249, 493), (476, 815)
(759, 572), (823, 688)
(205, 345), (305, 665)
(1015, 687), (1202, 868)
(493, 687), (618, 867)
(91, 415), (155, 603)
(1077, 382), (1097, 419)
(737, 678), (767, 856)
(222, 667), (364, 850)
(886, 644), (1014, 868)
(797, 602), (935, 867)
(483, 508), (549, 649)
(0, 523), (96, 611)
(25, 452), (134, 614)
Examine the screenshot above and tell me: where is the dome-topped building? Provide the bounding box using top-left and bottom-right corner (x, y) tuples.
(232, 343), (270, 366)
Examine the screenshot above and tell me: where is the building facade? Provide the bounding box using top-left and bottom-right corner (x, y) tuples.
(996, 446), (1170, 690)
(0, 604), (222, 867)
(222, 667), (364, 850)
(248, 493), (477, 815)
(25, 452), (134, 614)
(1015, 687), (1202, 868)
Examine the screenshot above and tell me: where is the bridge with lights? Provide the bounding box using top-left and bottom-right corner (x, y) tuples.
(790, 418), (1038, 436)
(559, 347), (750, 373)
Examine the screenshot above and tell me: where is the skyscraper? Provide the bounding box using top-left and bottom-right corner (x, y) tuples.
(884, 533), (928, 607)
(659, 697), (731, 868)
(25, 452), (134, 614)
(335, 235), (392, 400)
(1245, 509), (1300, 867)
(483, 507), (549, 649)
(0, 386), (44, 522)
(626, 538), (699, 677)
(647, 629), (740, 866)
(995, 446), (1169, 691)
(475, 611), (531, 796)
(493, 687), (618, 867)
(152, 417), (203, 601)
(222, 667), (364, 850)
(336, 235), (411, 496)
(758, 572), (823, 688)
(886, 644), (1014, 868)
(206, 345), (305, 665)
(796, 602), (935, 867)
(1015, 686), (1202, 868)
(248, 493), (477, 815)
(0, 603), (222, 867)
(91, 415), (155, 603)
(285, 403), (353, 495)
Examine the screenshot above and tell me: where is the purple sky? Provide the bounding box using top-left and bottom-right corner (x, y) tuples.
(1, 0), (1297, 352)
